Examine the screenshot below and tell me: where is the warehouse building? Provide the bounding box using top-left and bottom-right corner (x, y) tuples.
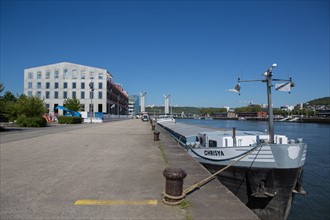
(24, 62), (128, 116)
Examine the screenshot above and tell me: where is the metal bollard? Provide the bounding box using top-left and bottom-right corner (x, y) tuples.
(152, 124), (155, 131)
(153, 131), (160, 141)
(162, 167), (187, 205)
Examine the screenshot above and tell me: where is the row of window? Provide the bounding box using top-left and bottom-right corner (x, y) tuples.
(27, 82), (103, 90)
(27, 69), (104, 80)
(28, 91), (103, 100)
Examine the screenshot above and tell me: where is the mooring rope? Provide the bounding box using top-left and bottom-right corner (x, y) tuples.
(184, 143), (263, 194)
(162, 143), (264, 205)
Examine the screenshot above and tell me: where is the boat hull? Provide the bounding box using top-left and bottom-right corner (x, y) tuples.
(187, 143), (307, 220)
(202, 164), (304, 220)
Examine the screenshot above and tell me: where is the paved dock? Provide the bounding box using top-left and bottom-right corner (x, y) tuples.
(0, 119), (258, 219)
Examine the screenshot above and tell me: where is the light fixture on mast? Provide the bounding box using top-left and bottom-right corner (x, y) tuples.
(233, 63), (294, 144)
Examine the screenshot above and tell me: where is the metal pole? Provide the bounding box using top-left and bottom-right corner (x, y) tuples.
(90, 97), (93, 123)
(266, 74), (274, 143)
(89, 82), (94, 124)
(117, 96), (119, 118)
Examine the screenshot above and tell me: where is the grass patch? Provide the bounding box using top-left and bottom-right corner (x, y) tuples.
(180, 199), (192, 220)
(158, 143), (170, 165)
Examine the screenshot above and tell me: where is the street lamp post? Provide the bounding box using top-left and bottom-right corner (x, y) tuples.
(117, 95), (120, 118)
(89, 82), (95, 123)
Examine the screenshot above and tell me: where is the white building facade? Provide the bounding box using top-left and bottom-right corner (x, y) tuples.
(24, 62), (128, 115)
(128, 95), (139, 117)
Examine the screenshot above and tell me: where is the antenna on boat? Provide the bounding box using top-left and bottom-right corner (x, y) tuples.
(234, 64), (294, 144)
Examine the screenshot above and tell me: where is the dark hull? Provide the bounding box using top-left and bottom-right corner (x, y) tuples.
(202, 163), (305, 220)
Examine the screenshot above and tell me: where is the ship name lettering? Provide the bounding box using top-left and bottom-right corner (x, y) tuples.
(204, 150), (224, 156)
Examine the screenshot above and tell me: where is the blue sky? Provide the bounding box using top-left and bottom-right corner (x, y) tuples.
(1, 0), (329, 107)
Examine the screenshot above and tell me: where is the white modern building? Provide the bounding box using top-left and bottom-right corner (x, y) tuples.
(24, 62), (129, 115)
(139, 92), (147, 113)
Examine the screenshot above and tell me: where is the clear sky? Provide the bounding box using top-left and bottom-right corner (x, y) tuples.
(1, 0), (329, 108)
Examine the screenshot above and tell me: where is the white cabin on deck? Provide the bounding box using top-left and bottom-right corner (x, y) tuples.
(195, 130), (288, 148)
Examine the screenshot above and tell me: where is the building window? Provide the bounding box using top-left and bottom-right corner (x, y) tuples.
(72, 91), (76, 98)
(28, 72), (33, 79)
(98, 82), (102, 89)
(36, 91), (41, 98)
(81, 91), (85, 99)
(72, 82), (76, 89)
(46, 104), (50, 109)
(37, 71), (42, 79)
(46, 71), (50, 79)
(90, 91), (94, 99)
(46, 82), (50, 89)
(54, 91), (58, 99)
(28, 82), (33, 89)
(46, 91), (50, 99)
(28, 91), (32, 97)
(80, 104), (85, 111)
(63, 68), (68, 79)
(98, 91), (102, 99)
(63, 91), (67, 99)
(55, 82), (59, 89)
(37, 82), (41, 89)
(98, 73), (103, 79)
(81, 82), (85, 89)
(63, 82), (68, 89)
(81, 70), (85, 79)
(89, 71), (94, 79)
(72, 69), (77, 79)
(54, 70), (59, 79)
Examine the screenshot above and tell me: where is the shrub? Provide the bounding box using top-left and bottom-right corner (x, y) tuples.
(57, 116), (82, 124)
(16, 116), (47, 127)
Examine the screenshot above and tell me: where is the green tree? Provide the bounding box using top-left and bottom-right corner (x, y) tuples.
(63, 98), (81, 111)
(200, 107), (227, 116)
(0, 82), (4, 93)
(235, 105), (263, 113)
(16, 95), (47, 117)
(3, 95), (46, 123)
(0, 91), (18, 121)
(2, 91), (17, 102)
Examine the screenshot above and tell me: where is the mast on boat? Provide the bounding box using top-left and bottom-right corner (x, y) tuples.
(234, 64), (294, 144)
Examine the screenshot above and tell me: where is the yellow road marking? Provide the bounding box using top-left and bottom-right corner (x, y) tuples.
(74, 199), (158, 206)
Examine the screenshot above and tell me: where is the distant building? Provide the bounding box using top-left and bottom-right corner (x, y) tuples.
(213, 112), (236, 118)
(24, 62), (128, 115)
(140, 92), (147, 113)
(236, 112), (267, 119)
(316, 110), (330, 118)
(128, 95), (139, 117)
(280, 105), (295, 111)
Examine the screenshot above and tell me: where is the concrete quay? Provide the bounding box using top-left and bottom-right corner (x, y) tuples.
(0, 119), (258, 220)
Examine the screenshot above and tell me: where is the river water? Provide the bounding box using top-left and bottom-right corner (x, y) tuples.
(177, 119), (330, 220)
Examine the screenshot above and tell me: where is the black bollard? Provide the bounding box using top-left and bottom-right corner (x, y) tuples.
(162, 167), (187, 205)
(152, 124), (155, 131)
(153, 131), (160, 141)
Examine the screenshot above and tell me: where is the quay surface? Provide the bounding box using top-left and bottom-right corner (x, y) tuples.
(0, 119), (258, 219)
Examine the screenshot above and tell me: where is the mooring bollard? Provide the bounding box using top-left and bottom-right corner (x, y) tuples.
(153, 130), (160, 141)
(162, 167), (187, 205)
(152, 124), (155, 131)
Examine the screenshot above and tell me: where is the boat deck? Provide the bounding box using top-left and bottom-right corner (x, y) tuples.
(157, 121), (220, 144)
